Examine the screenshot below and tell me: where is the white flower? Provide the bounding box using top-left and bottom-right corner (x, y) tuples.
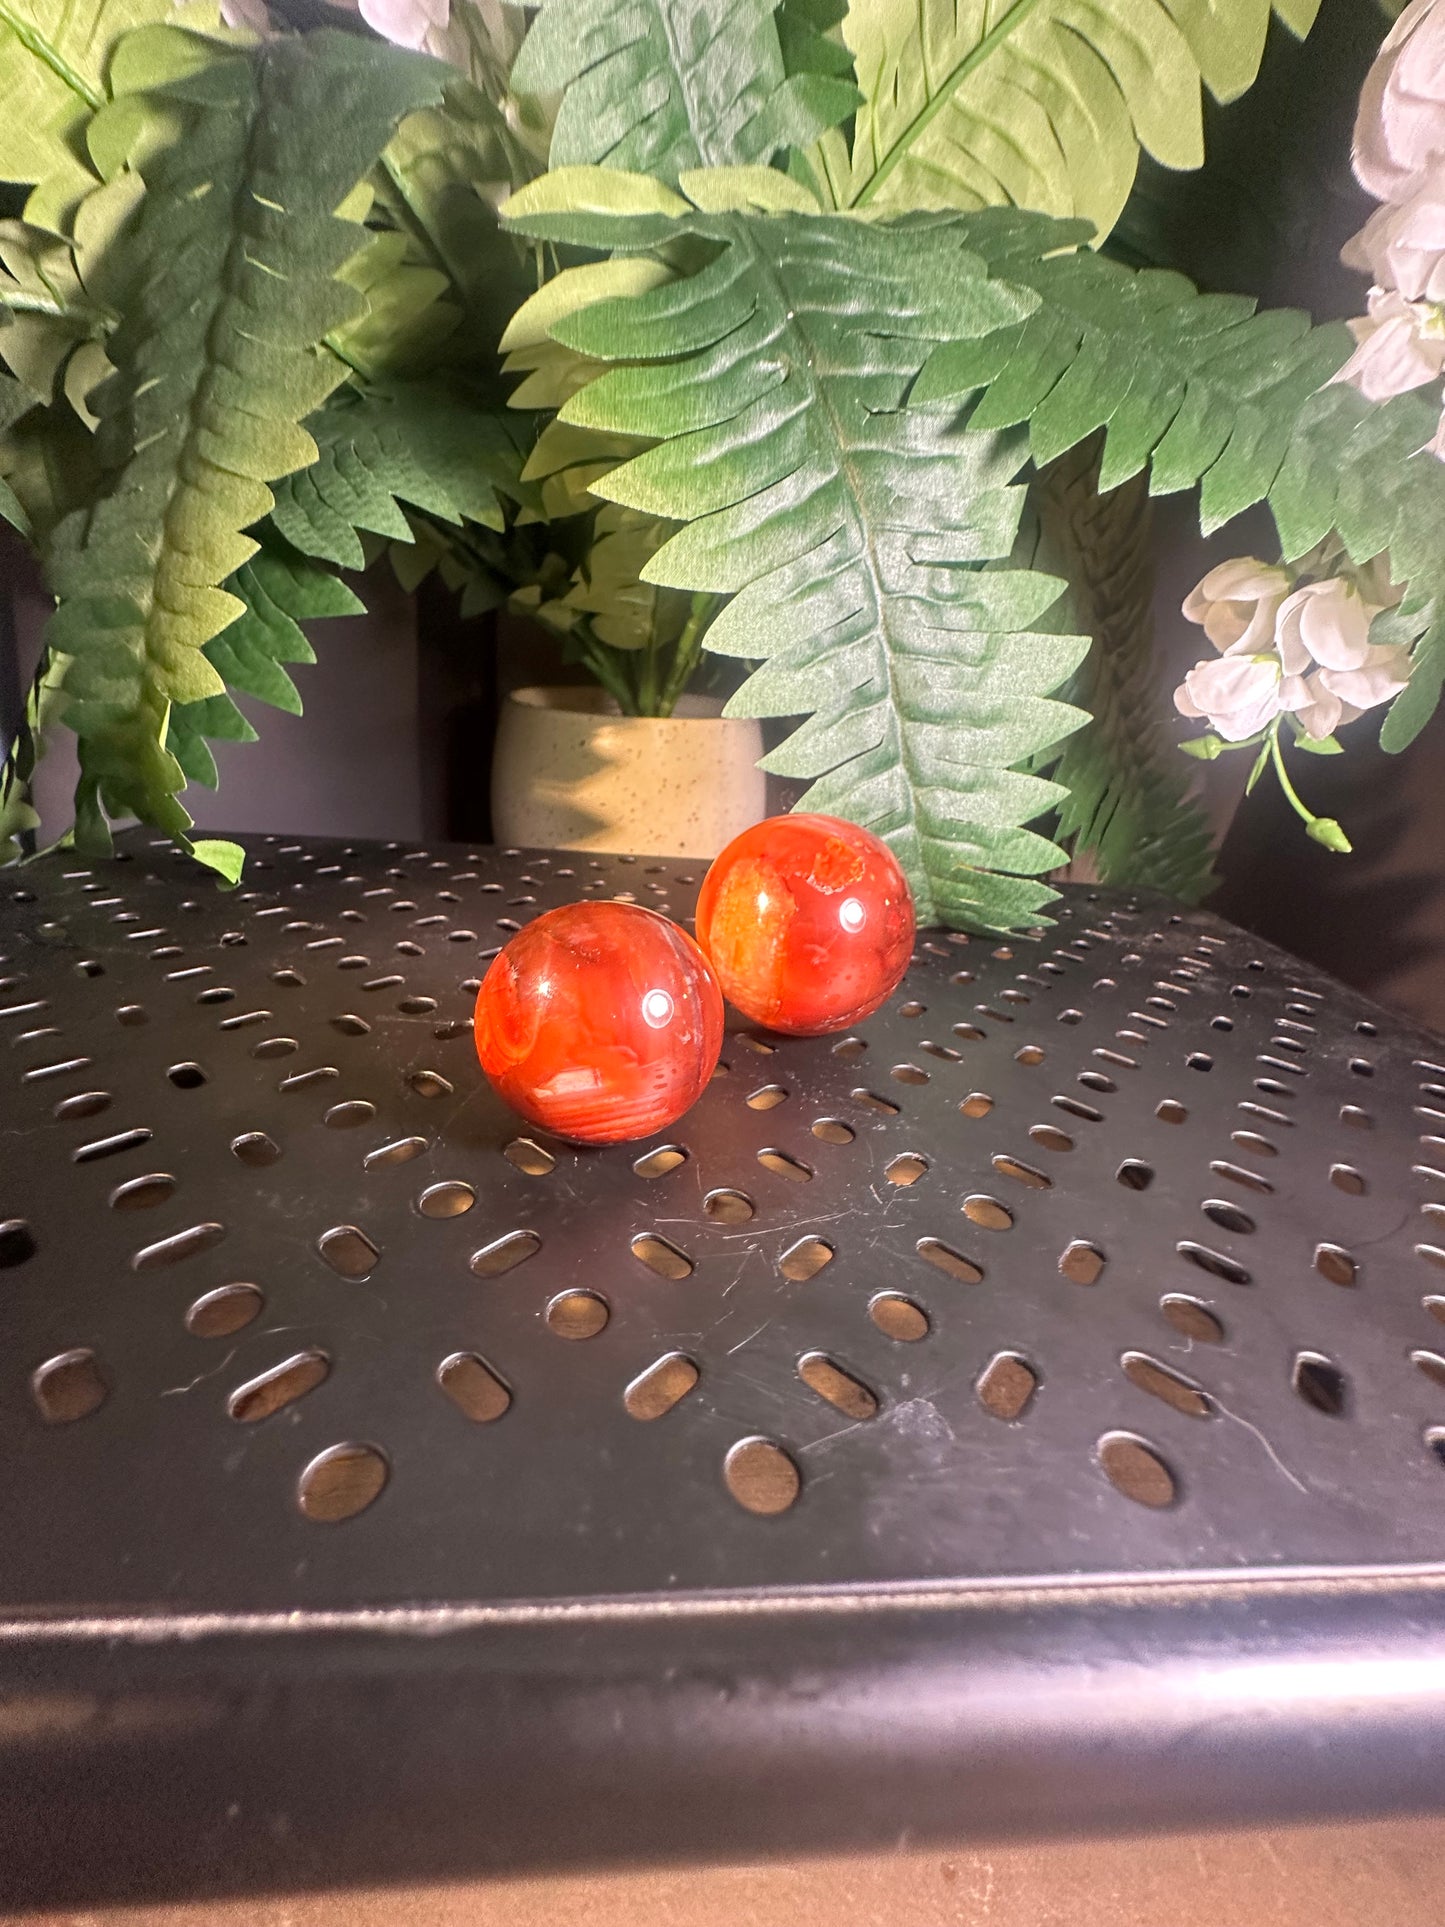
(1333, 286), (1445, 400)
(220, 0), (270, 27)
(1343, 164), (1445, 302)
(1285, 646), (1414, 740)
(1175, 654), (1287, 742)
(356, 0), (450, 51)
(1274, 577), (1376, 674)
(1354, 0), (1445, 204)
(1180, 557), (1291, 653)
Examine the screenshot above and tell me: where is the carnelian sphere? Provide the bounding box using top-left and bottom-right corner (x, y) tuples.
(695, 813), (915, 1036)
(473, 901), (724, 1145)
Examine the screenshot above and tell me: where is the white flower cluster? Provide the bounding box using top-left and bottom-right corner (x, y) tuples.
(1336, 0), (1445, 450)
(1174, 550), (1409, 742)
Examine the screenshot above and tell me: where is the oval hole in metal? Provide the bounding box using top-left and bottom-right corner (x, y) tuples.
(232, 1131), (281, 1168)
(1059, 1240), (1105, 1286)
(229, 1349), (330, 1423)
(1155, 1100), (1188, 1124)
(1331, 1163), (1368, 1196)
(503, 1138), (555, 1176)
(960, 1092), (993, 1119)
(631, 1233), (694, 1280)
(325, 1101), (376, 1130)
(798, 1353), (878, 1420)
(298, 1443), (388, 1523)
(625, 1353), (699, 1421)
(1029, 1125), (1074, 1153)
(1098, 1432), (1176, 1508)
(365, 1136), (428, 1170)
(757, 1148), (812, 1183)
(1178, 1242), (1252, 1286)
(779, 1237), (833, 1282)
(1315, 1244), (1357, 1287)
(634, 1145), (688, 1178)
(994, 1155), (1050, 1190)
(963, 1195), (1012, 1231)
(438, 1352), (511, 1422)
(109, 1173), (175, 1212)
(186, 1284), (264, 1338)
(746, 1084), (789, 1111)
(976, 1352), (1037, 1421)
(886, 1153), (928, 1186)
(852, 1089), (900, 1116)
(869, 1293), (930, 1341)
(724, 1438), (800, 1516)
(1209, 1161), (1274, 1196)
(1160, 1295), (1224, 1343)
(917, 1238), (983, 1283)
(470, 1230), (541, 1278)
(32, 1349), (108, 1423)
(317, 1225), (380, 1281)
(1123, 1351), (1212, 1419)
(1203, 1199), (1255, 1235)
(547, 1290), (609, 1339)
(703, 1189), (754, 1224)
(132, 1223), (225, 1272)
(0, 1219), (38, 1267)
(811, 1118), (855, 1145)
(418, 1181), (475, 1219)
(1293, 1352), (1347, 1417)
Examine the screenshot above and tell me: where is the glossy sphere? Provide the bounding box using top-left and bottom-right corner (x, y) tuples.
(473, 901), (724, 1145)
(695, 813), (915, 1036)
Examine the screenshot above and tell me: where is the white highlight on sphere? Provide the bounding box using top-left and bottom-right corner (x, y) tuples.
(839, 897), (866, 933)
(642, 988), (675, 1029)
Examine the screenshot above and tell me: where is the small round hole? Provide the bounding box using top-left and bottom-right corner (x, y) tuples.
(960, 1092), (993, 1119)
(317, 1225), (380, 1280)
(1330, 1163), (1367, 1196)
(724, 1437), (800, 1516)
(1315, 1244), (1357, 1287)
(811, 1118), (856, 1145)
(869, 1293), (930, 1341)
(886, 1153), (929, 1186)
(547, 1290), (610, 1340)
(1156, 1100), (1188, 1125)
(1116, 1160), (1154, 1191)
(298, 1443), (388, 1522)
(1293, 1351), (1347, 1416)
(167, 1062), (207, 1089)
(232, 1131), (281, 1167)
(0, 1219), (38, 1268)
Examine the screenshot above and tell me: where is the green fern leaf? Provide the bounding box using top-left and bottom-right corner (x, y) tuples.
(269, 376), (527, 572)
(818, 0), (1321, 235)
(911, 207), (1445, 760)
(1028, 440), (1214, 900)
(511, 0), (859, 184)
(506, 181), (1088, 930)
(43, 29), (444, 861)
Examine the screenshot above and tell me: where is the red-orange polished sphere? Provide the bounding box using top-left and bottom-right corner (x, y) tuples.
(695, 813), (915, 1036)
(473, 901), (724, 1145)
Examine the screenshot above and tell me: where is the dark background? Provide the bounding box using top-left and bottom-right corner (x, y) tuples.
(4, 0), (1442, 1028)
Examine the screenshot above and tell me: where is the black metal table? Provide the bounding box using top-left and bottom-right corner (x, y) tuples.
(3, 832), (1445, 1905)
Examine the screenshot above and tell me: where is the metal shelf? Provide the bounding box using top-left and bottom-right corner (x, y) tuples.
(3, 831), (1445, 1905)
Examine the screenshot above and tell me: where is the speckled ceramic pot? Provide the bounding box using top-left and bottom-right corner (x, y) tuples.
(490, 686), (768, 859)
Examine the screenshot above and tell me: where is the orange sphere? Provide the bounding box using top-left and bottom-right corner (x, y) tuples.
(695, 813), (915, 1035)
(473, 901), (723, 1144)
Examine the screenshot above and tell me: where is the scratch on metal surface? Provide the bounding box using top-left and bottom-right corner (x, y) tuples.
(1213, 1396), (1309, 1495)
(159, 1349), (239, 1398)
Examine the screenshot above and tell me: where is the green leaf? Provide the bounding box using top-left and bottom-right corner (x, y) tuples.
(1178, 734), (1226, 761)
(821, 0), (1321, 235)
(46, 29), (445, 853)
(269, 375), (527, 571)
(1027, 438), (1214, 901)
(512, 197), (1083, 930)
(909, 207), (1445, 754)
(1292, 729), (1342, 755)
(188, 835), (244, 884)
(512, 0), (858, 184)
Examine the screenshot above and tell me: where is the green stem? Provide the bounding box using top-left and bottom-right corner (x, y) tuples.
(0, 1), (103, 112)
(575, 623), (638, 714)
(657, 591), (714, 715)
(854, 0), (1047, 208)
(1268, 722), (1315, 826)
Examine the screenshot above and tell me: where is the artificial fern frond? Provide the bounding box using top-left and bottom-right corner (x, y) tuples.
(911, 206), (1445, 754)
(511, 0), (858, 185)
(505, 177), (1088, 930)
(167, 541), (364, 789)
(812, 0), (1320, 236)
(1028, 440), (1215, 901)
(269, 376), (527, 572)
(44, 27), (444, 869)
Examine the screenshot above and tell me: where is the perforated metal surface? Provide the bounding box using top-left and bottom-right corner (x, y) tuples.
(3, 831), (1445, 1615)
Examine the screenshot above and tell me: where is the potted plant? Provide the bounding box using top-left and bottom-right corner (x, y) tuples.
(1, 0), (1442, 933)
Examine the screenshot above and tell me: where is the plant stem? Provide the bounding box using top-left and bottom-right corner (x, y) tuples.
(658, 592), (715, 715)
(0, 2), (103, 111)
(1268, 722), (1315, 826)
(574, 623), (638, 715)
